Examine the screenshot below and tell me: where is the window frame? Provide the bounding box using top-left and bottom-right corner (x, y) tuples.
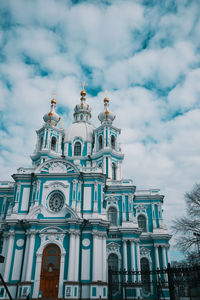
(74, 141), (82, 156)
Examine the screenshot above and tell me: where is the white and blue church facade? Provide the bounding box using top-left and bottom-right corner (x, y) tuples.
(0, 88), (171, 300)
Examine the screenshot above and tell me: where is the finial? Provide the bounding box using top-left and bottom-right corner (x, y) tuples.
(104, 89), (109, 103)
(80, 81), (87, 97)
(51, 91), (56, 104)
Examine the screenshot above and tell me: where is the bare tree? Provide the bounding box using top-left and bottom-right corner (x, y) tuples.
(172, 183), (200, 254)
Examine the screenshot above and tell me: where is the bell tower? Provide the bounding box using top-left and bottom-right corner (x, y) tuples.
(31, 95), (64, 166)
(93, 95), (124, 180)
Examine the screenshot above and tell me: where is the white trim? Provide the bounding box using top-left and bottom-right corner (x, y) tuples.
(32, 231), (66, 298)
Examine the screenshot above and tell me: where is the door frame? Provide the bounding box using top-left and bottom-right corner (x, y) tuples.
(32, 236), (66, 298)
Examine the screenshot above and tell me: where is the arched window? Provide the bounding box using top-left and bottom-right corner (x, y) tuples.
(51, 136), (57, 151)
(42, 244), (61, 271)
(111, 135), (115, 150)
(141, 257), (150, 293)
(138, 214), (147, 232)
(108, 254), (119, 291)
(74, 141), (81, 156)
(99, 135), (103, 150)
(112, 163), (116, 180)
(108, 207), (118, 226)
(40, 137), (43, 150)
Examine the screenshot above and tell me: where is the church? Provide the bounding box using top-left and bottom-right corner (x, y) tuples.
(0, 87), (171, 299)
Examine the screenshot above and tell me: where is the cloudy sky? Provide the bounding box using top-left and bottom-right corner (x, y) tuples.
(0, 0), (200, 260)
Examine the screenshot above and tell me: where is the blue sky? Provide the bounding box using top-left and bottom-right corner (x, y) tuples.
(1, 0), (200, 261)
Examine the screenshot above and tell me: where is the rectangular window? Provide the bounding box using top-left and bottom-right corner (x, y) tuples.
(74, 287), (77, 297)
(103, 287), (106, 297)
(65, 287), (71, 298)
(92, 287), (96, 297)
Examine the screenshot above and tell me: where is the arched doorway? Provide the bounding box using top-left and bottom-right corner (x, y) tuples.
(39, 244), (61, 298)
(108, 253), (119, 291)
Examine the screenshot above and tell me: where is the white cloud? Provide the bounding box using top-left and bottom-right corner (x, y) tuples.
(0, 0), (200, 258)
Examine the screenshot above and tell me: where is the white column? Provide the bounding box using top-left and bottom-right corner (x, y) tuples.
(102, 235), (107, 282)
(123, 240), (128, 281)
(26, 231), (36, 281)
(103, 157), (106, 175)
(155, 246), (159, 269)
(4, 231), (15, 282)
(74, 233), (80, 281)
(67, 231), (76, 281)
(32, 254), (42, 298)
(155, 246), (160, 281)
(47, 130), (50, 149)
(22, 233), (30, 281)
(92, 233), (98, 281)
(58, 254), (65, 298)
(130, 241), (135, 282)
(136, 243), (141, 282)
(162, 246), (168, 282)
(108, 156), (112, 179)
(167, 246), (170, 264)
(122, 195), (126, 222)
(162, 246), (167, 269)
(97, 235), (102, 281)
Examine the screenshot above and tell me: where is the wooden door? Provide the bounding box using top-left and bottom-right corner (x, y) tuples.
(39, 244), (61, 298)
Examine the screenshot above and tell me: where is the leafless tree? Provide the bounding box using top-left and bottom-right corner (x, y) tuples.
(172, 184), (200, 254)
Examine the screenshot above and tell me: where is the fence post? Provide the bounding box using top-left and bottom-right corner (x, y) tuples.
(167, 263), (175, 300)
(108, 267), (112, 300)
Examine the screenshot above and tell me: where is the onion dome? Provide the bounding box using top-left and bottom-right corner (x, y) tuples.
(43, 97), (61, 127)
(98, 96), (116, 124)
(73, 88), (92, 122)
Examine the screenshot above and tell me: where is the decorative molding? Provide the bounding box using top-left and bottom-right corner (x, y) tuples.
(106, 242), (121, 259)
(36, 159), (79, 174)
(44, 181), (69, 189)
(140, 247), (151, 262)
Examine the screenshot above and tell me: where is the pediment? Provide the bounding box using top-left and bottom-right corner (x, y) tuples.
(107, 242), (120, 249)
(35, 159), (79, 174)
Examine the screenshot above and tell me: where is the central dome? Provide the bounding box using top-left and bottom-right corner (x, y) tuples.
(64, 122), (95, 143)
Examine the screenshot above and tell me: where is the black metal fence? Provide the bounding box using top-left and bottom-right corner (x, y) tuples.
(108, 263), (200, 300)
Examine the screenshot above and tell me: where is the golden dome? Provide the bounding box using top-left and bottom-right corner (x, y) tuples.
(104, 97), (109, 103)
(80, 89), (86, 97)
(51, 98), (56, 104)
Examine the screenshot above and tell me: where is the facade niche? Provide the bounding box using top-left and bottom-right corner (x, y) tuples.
(108, 206), (118, 226)
(138, 214), (147, 232)
(51, 136), (57, 151)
